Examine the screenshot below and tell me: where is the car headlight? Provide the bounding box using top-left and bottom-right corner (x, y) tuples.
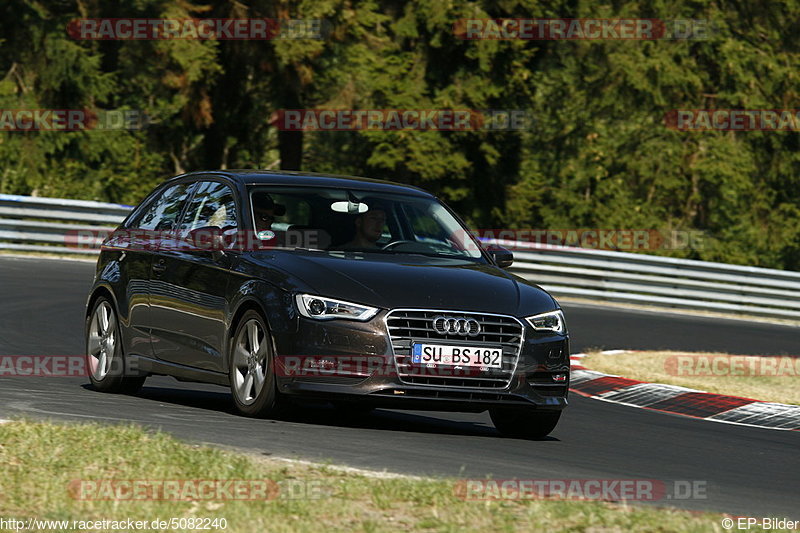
(295, 294), (379, 321)
(525, 310), (566, 334)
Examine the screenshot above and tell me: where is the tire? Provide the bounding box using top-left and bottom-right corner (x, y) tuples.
(490, 409), (561, 439)
(86, 297), (146, 394)
(229, 310), (282, 417)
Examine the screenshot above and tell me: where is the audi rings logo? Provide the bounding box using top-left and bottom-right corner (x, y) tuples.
(432, 316), (481, 337)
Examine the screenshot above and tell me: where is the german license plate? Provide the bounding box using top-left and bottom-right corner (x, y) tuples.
(411, 344), (502, 368)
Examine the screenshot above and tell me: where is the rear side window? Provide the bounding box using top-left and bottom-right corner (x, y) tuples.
(251, 191), (312, 229)
(129, 183), (191, 231)
(179, 181), (238, 235)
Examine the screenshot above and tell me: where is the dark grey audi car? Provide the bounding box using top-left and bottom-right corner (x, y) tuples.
(85, 170), (569, 438)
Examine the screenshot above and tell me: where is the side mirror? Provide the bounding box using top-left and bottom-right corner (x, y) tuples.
(486, 244), (513, 268)
(187, 226), (227, 258)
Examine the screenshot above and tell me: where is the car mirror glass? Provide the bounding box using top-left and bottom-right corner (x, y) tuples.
(331, 200), (368, 214)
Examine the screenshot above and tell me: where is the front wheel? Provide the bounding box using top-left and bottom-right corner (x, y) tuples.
(86, 297), (146, 394)
(229, 311), (282, 417)
(490, 409), (561, 439)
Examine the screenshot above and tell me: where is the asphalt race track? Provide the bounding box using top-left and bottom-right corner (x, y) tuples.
(0, 256), (797, 519)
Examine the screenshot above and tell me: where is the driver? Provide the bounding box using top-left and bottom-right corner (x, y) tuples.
(252, 193), (286, 233)
(341, 206), (386, 249)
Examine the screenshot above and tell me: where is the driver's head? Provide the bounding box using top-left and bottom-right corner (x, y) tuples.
(252, 193), (285, 230)
(354, 205), (387, 243)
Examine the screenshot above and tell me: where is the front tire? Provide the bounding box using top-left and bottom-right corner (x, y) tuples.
(86, 297), (145, 394)
(229, 310), (281, 417)
(490, 409), (561, 439)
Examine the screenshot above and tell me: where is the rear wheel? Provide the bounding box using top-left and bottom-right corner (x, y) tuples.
(490, 409), (561, 439)
(229, 311), (282, 417)
(86, 297), (146, 394)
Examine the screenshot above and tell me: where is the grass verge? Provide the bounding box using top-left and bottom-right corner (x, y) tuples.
(582, 350), (799, 405)
(0, 420), (759, 532)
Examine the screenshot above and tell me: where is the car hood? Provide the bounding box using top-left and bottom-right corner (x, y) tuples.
(247, 250), (557, 317)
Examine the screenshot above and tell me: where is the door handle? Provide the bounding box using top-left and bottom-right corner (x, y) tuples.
(152, 259), (167, 273)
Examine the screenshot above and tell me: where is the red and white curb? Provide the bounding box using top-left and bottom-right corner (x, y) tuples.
(570, 351), (800, 431)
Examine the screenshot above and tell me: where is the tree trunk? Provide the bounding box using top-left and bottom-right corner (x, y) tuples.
(278, 130), (303, 170)
(277, 64), (303, 170)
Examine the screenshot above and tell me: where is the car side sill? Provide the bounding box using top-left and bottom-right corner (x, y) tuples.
(130, 354), (230, 386)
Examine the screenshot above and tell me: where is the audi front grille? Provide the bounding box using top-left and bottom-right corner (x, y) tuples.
(385, 309), (524, 389)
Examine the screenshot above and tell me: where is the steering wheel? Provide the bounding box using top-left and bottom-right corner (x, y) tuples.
(381, 240), (415, 251)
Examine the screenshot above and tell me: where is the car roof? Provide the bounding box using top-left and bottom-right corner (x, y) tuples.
(168, 170), (435, 198)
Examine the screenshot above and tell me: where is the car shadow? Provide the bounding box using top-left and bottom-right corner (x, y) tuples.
(283, 405), (500, 438)
(81, 382), (239, 415)
(82, 381), (558, 441)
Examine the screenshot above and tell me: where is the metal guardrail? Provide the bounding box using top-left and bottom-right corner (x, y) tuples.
(2, 194), (799, 320)
(0, 194), (127, 254)
(496, 240), (800, 320)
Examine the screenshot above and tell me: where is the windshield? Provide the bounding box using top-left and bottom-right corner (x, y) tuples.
(248, 186), (484, 260)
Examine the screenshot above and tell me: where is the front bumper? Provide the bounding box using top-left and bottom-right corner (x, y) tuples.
(272, 310), (570, 412)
